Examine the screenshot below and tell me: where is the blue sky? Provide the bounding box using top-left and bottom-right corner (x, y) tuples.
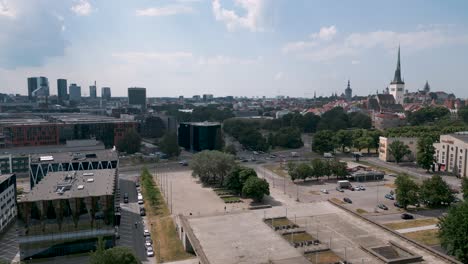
(1, 0), (468, 98)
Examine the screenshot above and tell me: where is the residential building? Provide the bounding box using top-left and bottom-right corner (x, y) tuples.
(17, 169), (118, 260)
(178, 122), (222, 152)
(0, 173), (16, 234)
(101, 87), (111, 100)
(68, 84), (81, 103)
(128, 87), (146, 109)
(29, 149), (118, 188)
(434, 132), (468, 177)
(57, 79), (67, 103)
(388, 46), (405, 105)
(202, 94), (214, 101)
(27, 77), (50, 101)
(379, 136), (418, 162)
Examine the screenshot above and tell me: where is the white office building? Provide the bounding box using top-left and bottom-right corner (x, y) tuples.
(434, 132), (468, 177)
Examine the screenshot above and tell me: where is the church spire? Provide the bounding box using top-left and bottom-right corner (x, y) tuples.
(392, 45), (404, 84)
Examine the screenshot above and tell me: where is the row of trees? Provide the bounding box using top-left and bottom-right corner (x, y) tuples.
(287, 159), (348, 182)
(394, 174), (455, 209)
(90, 237), (139, 264)
(387, 136), (436, 171)
(312, 129), (381, 154)
(406, 106), (450, 126)
(190, 150), (270, 202)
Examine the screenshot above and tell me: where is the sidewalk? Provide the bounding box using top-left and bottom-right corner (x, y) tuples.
(396, 224), (438, 234)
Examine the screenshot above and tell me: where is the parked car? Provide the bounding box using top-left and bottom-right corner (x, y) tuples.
(321, 189), (329, 194)
(401, 213), (414, 220)
(357, 185), (366, 191)
(336, 187), (344, 192)
(393, 202), (402, 208)
(140, 207), (146, 216)
(146, 248), (154, 257)
(144, 229), (150, 236)
(179, 160), (188, 166)
(343, 197), (352, 203)
(135, 181), (140, 188)
(385, 194), (395, 200)
(145, 236), (152, 245)
(377, 204), (388, 210)
(123, 193), (129, 203)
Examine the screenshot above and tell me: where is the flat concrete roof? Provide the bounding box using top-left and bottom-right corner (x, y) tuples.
(46, 113), (136, 124)
(0, 174), (15, 185)
(22, 169), (116, 202)
(30, 149), (118, 164)
(180, 122), (221, 127)
(0, 140), (105, 156)
(450, 132), (468, 143)
(0, 117), (49, 126)
(185, 202), (452, 264)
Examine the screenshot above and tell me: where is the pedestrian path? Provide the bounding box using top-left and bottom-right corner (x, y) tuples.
(396, 224), (438, 233)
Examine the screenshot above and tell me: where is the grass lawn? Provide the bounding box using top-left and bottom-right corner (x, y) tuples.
(141, 168), (194, 262)
(265, 217), (295, 227)
(384, 218), (439, 230)
(356, 208), (368, 214)
(264, 164), (289, 178)
(330, 198), (345, 205)
(282, 232), (314, 243)
(305, 250), (343, 264)
(221, 196), (241, 203)
(405, 229), (440, 246)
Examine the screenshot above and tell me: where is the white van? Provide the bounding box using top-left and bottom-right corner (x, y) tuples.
(323, 153), (334, 158)
(138, 194), (144, 204)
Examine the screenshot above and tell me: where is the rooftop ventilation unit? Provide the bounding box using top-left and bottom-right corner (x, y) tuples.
(87, 178), (94, 183)
(77, 185), (84, 190)
(40, 156), (54, 161)
(83, 172), (94, 176)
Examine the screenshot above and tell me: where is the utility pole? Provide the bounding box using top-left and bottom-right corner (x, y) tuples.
(170, 180), (173, 214)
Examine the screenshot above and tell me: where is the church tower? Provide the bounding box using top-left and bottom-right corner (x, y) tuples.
(345, 80), (352, 101)
(389, 46), (405, 104)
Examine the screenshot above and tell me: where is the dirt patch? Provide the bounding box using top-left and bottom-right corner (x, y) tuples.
(309, 191), (321, 195)
(384, 218), (439, 230)
(264, 164), (289, 178)
(305, 250), (343, 264)
(384, 183), (396, 188)
(330, 198), (345, 205)
(356, 208), (368, 214)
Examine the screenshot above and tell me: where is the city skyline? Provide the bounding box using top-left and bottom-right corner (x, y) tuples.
(1, 0), (468, 98)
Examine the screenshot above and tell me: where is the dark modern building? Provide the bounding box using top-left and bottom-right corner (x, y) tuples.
(57, 79), (67, 103)
(89, 84), (97, 99)
(128, 87), (146, 110)
(0, 117), (60, 148)
(101, 87), (111, 100)
(29, 149), (118, 188)
(178, 122), (222, 152)
(18, 169), (118, 260)
(28, 77), (49, 101)
(0, 173), (16, 234)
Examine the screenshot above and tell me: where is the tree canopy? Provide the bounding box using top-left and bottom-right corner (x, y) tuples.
(225, 166), (257, 194)
(394, 174), (419, 209)
(312, 130), (335, 153)
(90, 238), (140, 264)
(117, 129), (141, 154)
(388, 140), (411, 163)
(159, 132), (181, 157)
(416, 136), (436, 171)
(462, 177), (468, 200)
(190, 150), (236, 186)
(438, 200), (468, 263)
(419, 175), (454, 207)
(242, 177), (270, 202)
(407, 106), (450, 126)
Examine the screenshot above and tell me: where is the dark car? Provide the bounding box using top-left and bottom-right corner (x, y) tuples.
(378, 203), (388, 210)
(140, 207), (146, 216)
(385, 194), (395, 200)
(336, 187), (344, 192)
(123, 193), (129, 203)
(343, 197), (352, 204)
(394, 202), (402, 208)
(401, 213), (414, 220)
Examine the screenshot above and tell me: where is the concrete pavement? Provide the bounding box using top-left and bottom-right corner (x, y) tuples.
(396, 224), (438, 234)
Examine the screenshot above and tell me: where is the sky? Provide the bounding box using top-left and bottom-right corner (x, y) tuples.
(1, 0), (468, 98)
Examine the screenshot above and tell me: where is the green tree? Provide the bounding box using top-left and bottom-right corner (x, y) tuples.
(90, 237), (140, 264)
(349, 112), (372, 129)
(388, 140), (411, 163)
(416, 136), (436, 171)
(190, 150), (236, 186)
(329, 160), (348, 180)
(303, 113), (321, 133)
(459, 106), (468, 124)
(293, 163), (313, 182)
(225, 166), (257, 194)
(116, 129), (141, 154)
(438, 200), (468, 262)
(311, 158), (326, 180)
(317, 107), (349, 131)
(312, 130), (335, 153)
(394, 174), (419, 209)
(462, 177), (468, 200)
(159, 132), (181, 157)
(140, 116), (166, 138)
(223, 144), (237, 155)
(214, 128), (225, 151)
(272, 127), (303, 149)
(333, 130), (353, 153)
(419, 175), (454, 207)
(242, 177), (270, 202)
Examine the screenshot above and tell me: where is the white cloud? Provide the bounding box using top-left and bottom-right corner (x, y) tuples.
(310, 25), (337, 41)
(198, 55), (262, 65)
(136, 5), (194, 16)
(112, 52), (194, 64)
(71, 0), (94, 16)
(212, 0), (265, 32)
(0, 0), (16, 18)
(284, 25), (468, 62)
(274, 72), (283, 81)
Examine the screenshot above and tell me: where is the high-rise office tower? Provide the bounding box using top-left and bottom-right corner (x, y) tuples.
(89, 82), (97, 99)
(128, 87), (146, 110)
(69, 84), (81, 103)
(101, 87), (111, 100)
(27, 77), (49, 101)
(57, 79), (67, 103)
